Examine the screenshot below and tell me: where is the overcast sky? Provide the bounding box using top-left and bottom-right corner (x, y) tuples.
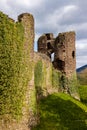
(0, 0), (87, 68)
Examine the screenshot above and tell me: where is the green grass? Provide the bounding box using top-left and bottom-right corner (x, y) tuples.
(52, 68), (61, 89)
(79, 85), (87, 106)
(32, 93), (87, 130)
(77, 69), (87, 85)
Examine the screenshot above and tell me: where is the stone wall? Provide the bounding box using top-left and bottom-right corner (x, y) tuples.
(34, 52), (59, 99)
(0, 11), (79, 130)
(0, 11), (60, 130)
(37, 32), (79, 98)
(0, 12), (35, 130)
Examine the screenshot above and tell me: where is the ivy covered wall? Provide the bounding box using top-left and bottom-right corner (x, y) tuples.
(34, 53), (60, 100)
(0, 11), (35, 125)
(0, 11), (79, 130)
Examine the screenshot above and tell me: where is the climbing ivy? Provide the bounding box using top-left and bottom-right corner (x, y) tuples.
(0, 11), (33, 120)
(34, 60), (43, 96)
(52, 68), (61, 89)
(68, 73), (79, 94)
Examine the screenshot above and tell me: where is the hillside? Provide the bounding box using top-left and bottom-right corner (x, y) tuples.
(32, 92), (87, 130)
(79, 85), (87, 106)
(76, 65), (87, 73)
(77, 65), (87, 85)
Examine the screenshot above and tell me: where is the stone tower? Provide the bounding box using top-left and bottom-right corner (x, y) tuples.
(54, 31), (76, 78)
(38, 33), (55, 58)
(18, 13), (34, 58)
(37, 31), (79, 99)
(38, 31), (76, 78)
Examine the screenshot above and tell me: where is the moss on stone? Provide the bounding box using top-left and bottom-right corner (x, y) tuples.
(68, 73), (79, 96)
(52, 68), (61, 89)
(34, 60), (43, 96)
(0, 11), (34, 120)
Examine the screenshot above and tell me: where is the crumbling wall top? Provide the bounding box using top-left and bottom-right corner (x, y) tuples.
(18, 13), (34, 22)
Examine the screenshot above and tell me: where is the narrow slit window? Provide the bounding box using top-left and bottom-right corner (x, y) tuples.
(72, 51), (75, 58)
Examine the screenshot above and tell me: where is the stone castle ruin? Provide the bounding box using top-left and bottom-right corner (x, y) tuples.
(38, 32), (76, 79)
(0, 12), (79, 130)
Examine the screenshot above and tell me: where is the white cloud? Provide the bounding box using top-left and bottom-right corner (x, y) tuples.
(7, 0), (44, 9)
(0, 0), (87, 68)
(0, 0), (45, 19)
(0, 0), (10, 13)
(47, 5), (78, 24)
(76, 56), (87, 68)
(76, 39), (87, 50)
(35, 4), (78, 35)
(63, 5), (78, 13)
(76, 39), (87, 68)
(0, 0), (7, 6)
(65, 23), (87, 32)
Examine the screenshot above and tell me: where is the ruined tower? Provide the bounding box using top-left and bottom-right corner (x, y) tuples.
(38, 33), (55, 58)
(37, 31), (78, 96)
(54, 31), (76, 78)
(38, 31), (76, 79)
(18, 13), (34, 58)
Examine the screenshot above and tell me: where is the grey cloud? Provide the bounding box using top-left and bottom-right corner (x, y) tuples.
(76, 30), (87, 40)
(0, 0), (87, 67)
(35, 0), (87, 40)
(76, 50), (87, 57)
(76, 55), (87, 68)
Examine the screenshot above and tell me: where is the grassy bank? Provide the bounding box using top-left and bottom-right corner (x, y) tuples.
(32, 92), (87, 130)
(79, 85), (87, 106)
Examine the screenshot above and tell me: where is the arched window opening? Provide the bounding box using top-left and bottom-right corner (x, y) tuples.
(51, 52), (54, 62)
(47, 42), (51, 49)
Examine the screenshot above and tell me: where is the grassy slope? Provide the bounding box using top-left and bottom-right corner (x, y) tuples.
(79, 85), (87, 106)
(77, 68), (87, 85)
(33, 91), (87, 130)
